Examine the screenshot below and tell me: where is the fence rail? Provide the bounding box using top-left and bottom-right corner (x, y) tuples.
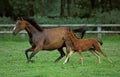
(0, 24), (120, 38)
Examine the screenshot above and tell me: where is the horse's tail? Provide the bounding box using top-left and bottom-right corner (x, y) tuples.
(73, 25), (87, 39)
(97, 38), (103, 46)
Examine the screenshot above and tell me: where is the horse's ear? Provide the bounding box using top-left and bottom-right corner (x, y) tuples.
(17, 17), (20, 20)
(17, 17), (23, 20)
(20, 17), (24, 20)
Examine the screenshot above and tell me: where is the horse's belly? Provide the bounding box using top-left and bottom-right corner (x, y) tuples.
(43, 41), (64, 50)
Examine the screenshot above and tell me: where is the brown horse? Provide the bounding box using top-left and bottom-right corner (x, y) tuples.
(63, 29), (112, 64)
(12, 17), (86, 63)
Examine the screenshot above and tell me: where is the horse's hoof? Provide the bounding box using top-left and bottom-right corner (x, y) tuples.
(30, 60), (35, 63)
(54, 59), (59, 63)
(27, 60), (35, 63)
(27, 61), (29, 63)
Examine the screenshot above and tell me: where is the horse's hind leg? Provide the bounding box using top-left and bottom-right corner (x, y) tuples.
(55, 47), (65, 62)
(90, 50), (101, 64)
(96, 47), (112, 63)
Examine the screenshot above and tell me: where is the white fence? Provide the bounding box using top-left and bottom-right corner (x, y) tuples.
(0, 24), (120, 38)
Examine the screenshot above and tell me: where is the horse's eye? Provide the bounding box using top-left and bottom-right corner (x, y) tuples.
(17, 22), (21, 26)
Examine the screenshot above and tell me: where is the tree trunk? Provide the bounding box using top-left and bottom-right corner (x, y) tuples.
(60, 0), (65, 17)
(67, 0), (71, 17)
(99, 0), (104, 12)
(90, 0), (95, 9)
(108, 0), (112, 10)
(41, 0), (46, 16)
(67, 0), (74, 17)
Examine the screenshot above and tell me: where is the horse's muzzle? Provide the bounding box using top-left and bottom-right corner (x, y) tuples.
(12, 30), (17, 35)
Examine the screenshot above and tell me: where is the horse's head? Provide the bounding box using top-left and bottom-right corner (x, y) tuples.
(13, 17), (27, 35)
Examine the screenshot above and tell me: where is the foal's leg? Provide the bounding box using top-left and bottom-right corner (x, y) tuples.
(96, 46), (112, 63)
(78, 50), (83, 65)
(90, 50), (101, 64)
(65, 45), (71, 63)
(64, 39), (72, 63)
(55, 47), (65, 62)
(63, 48), (74, 64)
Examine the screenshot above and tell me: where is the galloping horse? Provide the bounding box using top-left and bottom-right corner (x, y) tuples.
(12, 17), (86, 63)
(63, 29), (112, 64)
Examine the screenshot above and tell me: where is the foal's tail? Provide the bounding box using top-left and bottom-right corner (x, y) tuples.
(97, 38), (103, 46)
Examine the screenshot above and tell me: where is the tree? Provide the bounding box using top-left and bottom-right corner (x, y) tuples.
(0, 0), (13, 17)
(60, 0), (66, 17)
(66, 0), (75, 17)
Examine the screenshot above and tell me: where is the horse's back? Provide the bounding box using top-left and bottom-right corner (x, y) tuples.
(42, 27), (69, 50)
(44, 27), (68, 37)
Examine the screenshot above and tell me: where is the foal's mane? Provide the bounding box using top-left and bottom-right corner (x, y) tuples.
(23, 17), (43, 32)
(69, 29), (79, 39)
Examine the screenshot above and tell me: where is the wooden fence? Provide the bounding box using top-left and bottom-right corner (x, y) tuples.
(0, 24), (120, 38)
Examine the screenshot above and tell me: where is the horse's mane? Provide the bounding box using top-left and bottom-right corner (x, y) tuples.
(23, 17), (43, 32)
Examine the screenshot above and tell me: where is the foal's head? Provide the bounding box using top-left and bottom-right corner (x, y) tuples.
(12, 17), (28, 35)
(67, 29), (77, 39)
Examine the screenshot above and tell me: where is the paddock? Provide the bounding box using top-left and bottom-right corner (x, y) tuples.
(0, 34), (120, 77)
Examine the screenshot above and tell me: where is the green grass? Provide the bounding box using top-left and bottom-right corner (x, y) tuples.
(0, 34), (120, 77)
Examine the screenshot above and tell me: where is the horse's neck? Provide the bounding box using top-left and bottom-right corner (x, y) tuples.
(25, 24), (41, 42)
(25, 23), (40, 36)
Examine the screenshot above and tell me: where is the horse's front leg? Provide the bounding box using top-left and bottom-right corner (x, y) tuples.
(25, 47), (34, 63)
(28, 46), (42, 63)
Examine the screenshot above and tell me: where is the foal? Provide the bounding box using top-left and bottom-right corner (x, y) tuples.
(63, 30), (112, 64)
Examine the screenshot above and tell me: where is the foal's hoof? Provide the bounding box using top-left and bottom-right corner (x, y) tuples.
(109, 60), (112, 63)
(63, 62), (67, 64)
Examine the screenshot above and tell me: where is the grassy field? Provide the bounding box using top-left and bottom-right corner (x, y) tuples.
(0, 34), (120, 77)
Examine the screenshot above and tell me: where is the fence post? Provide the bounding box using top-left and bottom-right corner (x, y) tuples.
(97, 25), (102, 39)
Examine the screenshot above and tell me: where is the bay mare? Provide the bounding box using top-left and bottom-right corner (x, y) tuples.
(12, 17), (86, 63)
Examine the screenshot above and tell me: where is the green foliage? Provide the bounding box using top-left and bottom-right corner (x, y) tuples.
(74, 0), (91, 17)
(9, 0), (60, 17)
(33, 9), (120, 24)
(10, 0), (35, 17)
(0, 0), (119, 24)
(0, 0), (13, 17)
(0, 9), (120, 24)
(0, 17), (14, 24)
(33, 16), (86, 24)
(89, 10), (120, 24)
